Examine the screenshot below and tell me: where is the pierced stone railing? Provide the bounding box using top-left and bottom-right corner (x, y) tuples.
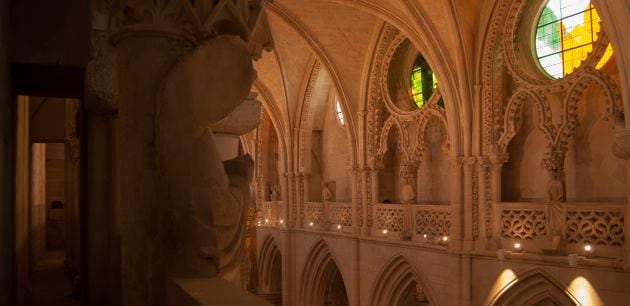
(499, 202), (626, 248)
(261, 201), (282, 226)
(564, 203), (625, 247)
(500, 203), (548, 240)
(373, 203), (408, 234)
(412, 205), (451, 239)
(372, 203), (452, 242)
(329, 202), (352, 227)
(303, 201), (324, 228)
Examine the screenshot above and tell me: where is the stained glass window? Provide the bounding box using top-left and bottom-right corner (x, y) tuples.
(534, 0), (611, 78)
(335, 97), (345, 126)
(410, 55), (438, 109)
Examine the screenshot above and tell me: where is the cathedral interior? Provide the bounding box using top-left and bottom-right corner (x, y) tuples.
(2, 0), (630, 305)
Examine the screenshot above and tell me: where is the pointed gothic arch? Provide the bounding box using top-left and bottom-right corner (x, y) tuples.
(369, 255), (438, 306)
(497, 89), (554, 154)
(299, 239), (349, 306)
(258, 235), (282, 293)
(490, 269), (580, 306)
(257, 235), (283, 305)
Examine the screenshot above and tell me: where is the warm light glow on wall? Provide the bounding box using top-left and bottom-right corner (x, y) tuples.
(487, 269), (517, 304)
(595, 44), (613, 69)
(568, 276), (603, 305)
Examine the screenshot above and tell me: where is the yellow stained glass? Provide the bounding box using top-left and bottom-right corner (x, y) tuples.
(595, 44), (613, 69)
(534, 1), (612, 78)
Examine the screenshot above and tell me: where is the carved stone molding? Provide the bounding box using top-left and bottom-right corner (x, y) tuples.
(297, 62), (322, 171)
(502, 0), (612, 88)
(483, 0), (623, 163)
(102, 0), (270, 46)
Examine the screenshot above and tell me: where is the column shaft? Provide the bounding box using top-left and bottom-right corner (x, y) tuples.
(115, 35), (190, 305)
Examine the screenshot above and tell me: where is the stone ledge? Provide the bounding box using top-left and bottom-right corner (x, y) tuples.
(167, 277), (272, 306)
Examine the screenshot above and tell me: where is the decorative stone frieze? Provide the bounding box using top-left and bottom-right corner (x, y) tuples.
(102, 0), (271, 47)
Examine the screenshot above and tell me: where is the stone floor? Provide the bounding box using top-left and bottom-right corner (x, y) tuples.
(24, 249), (79, 306)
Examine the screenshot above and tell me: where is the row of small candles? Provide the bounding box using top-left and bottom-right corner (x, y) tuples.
(508, 241), (593, 254)
(500, 241), (594, 266)
(257, 221), (594, 256)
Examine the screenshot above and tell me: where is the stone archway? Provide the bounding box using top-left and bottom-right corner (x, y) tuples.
(369, 255), (436, 306)
(300, 240), (349, 306)
(258, 235), (282, 305)
(490, 269), (580, 306)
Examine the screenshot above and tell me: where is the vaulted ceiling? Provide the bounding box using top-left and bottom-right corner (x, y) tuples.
(253, 0), (497, 157)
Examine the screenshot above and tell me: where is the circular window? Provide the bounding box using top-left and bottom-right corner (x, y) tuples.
(410, 55), (438, 109)
(534, 0), (610, 78)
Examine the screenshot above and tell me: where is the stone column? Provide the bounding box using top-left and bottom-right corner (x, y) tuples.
(476, 157), (490, 251)
(112, 24), (192, 306)
(400, 161), (418, 239)
(64, 100), (81, 275)
(360, 167), (370, 236)
(370, 166), (380, 204)
(369, 166), (380, 235)
(302, 172), (310, 202)
(489, 154), (508, 245)
(83, 18), (122, 304)
(15, 96), (29, 305)
(462, 157), (476, 251)
(0, 0), (14, 298)
(282, 172), (292, 227)
(30, 143), (46, 269)
(613, 131), (630, 269)
(449, 157), (463, 251)
(296, 172), (305, 226)
(351, 167), (361, 235)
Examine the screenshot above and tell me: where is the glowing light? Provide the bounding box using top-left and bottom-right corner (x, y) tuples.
(279, 219), (284, 224)
(382, 229), (388, 235)
(337, 224), (342, 230)
(595, 44), (613, 69)
(569, 276), (603, 305)
(442, 236), (449, 242)
(486, 269), (516, 305)
(265, 218), (269, 223)
(309, 222), (314, 227)
(423, 234), (428, 238)
(535, 1), (605, 78)
(584, 244), (593, 254)
(513, 242), (521, 250)
(335, 97), (345, 126)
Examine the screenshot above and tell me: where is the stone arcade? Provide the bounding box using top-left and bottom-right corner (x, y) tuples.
(2, 0), (630, 305)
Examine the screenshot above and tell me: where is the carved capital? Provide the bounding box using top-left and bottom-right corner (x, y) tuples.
(448, 156), (463, 169)
(462, 157), (477, 171)
(477, 157), (490, 169)
(488, 153), (509, 167)
(541, 150), (566, 173)
(103, 0), (271, 47)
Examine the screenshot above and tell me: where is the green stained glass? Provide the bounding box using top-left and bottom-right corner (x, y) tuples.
(536, 7), (561, 55)
(410, 55), (438, 109)
(534, 0), (605, 79)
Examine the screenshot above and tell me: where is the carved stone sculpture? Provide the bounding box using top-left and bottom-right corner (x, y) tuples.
(542, 153), (565, 237)
(270, 185), (280, 201)
(157, 37), (256, 283)
(545, 169), (565, 236)
(400, 178), (415, 204)
(322, 181), (333, 203)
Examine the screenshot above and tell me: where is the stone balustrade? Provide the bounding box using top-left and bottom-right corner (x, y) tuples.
(499, 202), (626, 258)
